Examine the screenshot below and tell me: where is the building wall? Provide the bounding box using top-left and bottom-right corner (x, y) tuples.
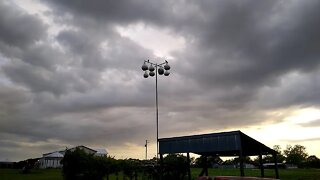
(39, 146), (107, 169)
(39, 158), (62, 168)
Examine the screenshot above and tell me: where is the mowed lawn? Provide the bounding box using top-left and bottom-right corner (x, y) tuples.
(0, 168), (63, 180)
(192, 168), (320, 180)
(1, 168), (320, 180)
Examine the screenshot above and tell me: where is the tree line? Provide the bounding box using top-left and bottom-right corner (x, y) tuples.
(60, 144), (320, 180)
(9, 144), (319, 179)
(192, 144), (320, 169)
(260, 144), (319, 168)
(61, 148), (190, 180)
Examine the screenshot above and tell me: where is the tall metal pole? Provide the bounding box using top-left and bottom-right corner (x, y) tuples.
(155, 64), (159, 159)
(141, 60), (170, 161)
(145, 140), (148, 160)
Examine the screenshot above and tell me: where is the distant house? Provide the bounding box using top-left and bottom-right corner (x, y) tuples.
(39, 151), (64, 168)
(38, 145), (108, 169)
(95, 148), (108, 157)
(243, 163), (255, 169)
(263, 163), (286, 169)
(285, 164), (298, 169)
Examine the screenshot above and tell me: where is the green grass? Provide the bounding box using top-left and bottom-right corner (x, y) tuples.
(191, 168), (320, 180)
(1, 168), (320, 180)
(0, 168), (63, 180)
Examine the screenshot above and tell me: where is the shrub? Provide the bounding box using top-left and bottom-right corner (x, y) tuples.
(61, 148), (106, 180)
(162, 154), (188, 180)
(119, 159), (141, 180)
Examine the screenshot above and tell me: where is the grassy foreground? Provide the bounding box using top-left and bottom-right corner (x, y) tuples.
(193, 168), (320, 180)
(0, 168), (63, 180)
(1, 168), (320, 180)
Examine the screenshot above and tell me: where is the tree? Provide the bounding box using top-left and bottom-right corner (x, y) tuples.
(304, 155), (320, 168)
(61, 148), (89, 180)
(222, 159), (235, 165)
(284, 144), (308, 166)
(95, 156), (117, 180)
(259, 145), (285, 164)
(232, 156), (252, 165)
(194, 155), (223, 168)
(120, 159), (141, 180)
(208, 155), (223, 165)
(18, 158), (40, 174)
(61, 148), (110, 180)
(162, 154), (188, 180)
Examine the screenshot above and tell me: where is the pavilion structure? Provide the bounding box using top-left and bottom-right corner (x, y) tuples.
(159, 130), (279, 179)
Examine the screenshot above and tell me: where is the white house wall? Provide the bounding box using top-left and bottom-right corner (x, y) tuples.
(39, 158), (63, 169)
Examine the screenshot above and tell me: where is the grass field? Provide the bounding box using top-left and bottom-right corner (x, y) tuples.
(0, 168), (63, 180)
(192, 168), (320, 180)
(1, 168), (320, 180)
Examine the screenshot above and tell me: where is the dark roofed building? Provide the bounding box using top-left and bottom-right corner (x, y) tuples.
(159, 130), (279, 179)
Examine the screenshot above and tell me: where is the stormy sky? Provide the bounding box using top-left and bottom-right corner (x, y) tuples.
(1, 0), (320, 161)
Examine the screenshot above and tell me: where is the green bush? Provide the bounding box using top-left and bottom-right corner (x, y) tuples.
(61, 148), (116, 180)
(119, 159), (141, 180)
(162, 154), (188, 180)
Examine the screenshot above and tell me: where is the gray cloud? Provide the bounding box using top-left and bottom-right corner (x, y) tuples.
(0, 1), (46, 48)
(177, 0), (320, 88)
(45, 0), (172, 25)
(1, 0), (320, 161)
(298, 119), (320, 128)
(282, 137), (320, 144)
(255, 70), (320, 109)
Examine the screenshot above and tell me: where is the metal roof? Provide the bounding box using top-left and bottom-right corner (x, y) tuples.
(43, 151), (64, 158)
(94, 148), (108, 155)
(159, 130), (276, 156)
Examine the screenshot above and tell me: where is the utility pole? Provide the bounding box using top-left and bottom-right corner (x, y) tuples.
(145, 140), (149, 160)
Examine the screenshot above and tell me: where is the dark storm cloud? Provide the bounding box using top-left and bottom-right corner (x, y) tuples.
(0, 0), (165, 160)
(44, 0), (320, 90)
(45, 0), (171, 25)
(167, 0), (320, 112)
(4, 61), (67, 95)
(1, 0), (320, 161)
(0, 85), (156, 155)
(176, 0), (320, 89)
(255, 70), (320, 109)
(0, 134), (69, 160)
(0, 1), (46, 47)
(56, 29), (152, 70)
(39, 0), (320, 134)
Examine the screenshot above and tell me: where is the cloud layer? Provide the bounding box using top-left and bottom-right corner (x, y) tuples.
(1, 0), (320, 160)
